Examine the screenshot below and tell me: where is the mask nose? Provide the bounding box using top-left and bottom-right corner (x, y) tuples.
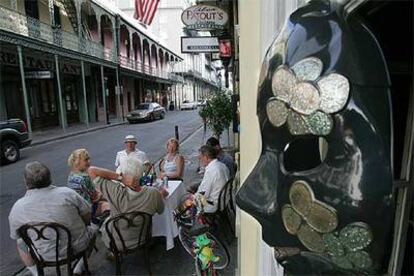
(236, 150), (280, 217)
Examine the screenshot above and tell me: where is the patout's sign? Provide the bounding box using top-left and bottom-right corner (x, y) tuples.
(181, 4), (228, 30)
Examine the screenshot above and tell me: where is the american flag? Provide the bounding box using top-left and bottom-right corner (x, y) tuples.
(134, 0), (160, 25)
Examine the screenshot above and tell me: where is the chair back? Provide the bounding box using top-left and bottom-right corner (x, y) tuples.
(18, 222), (74, 275)
(105, 212), (152, 254)
(217, 178), (234, 212)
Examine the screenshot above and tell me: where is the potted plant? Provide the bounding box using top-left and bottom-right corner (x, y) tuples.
(199, 92), (233, 142)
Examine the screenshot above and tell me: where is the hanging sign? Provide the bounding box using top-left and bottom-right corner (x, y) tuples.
(219, 39), (232, 57)
(181, 4), (228, 30)
(181, 37), (219, 53)
(25, 71), (53, 79)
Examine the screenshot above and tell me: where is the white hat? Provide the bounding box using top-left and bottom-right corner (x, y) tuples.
(124, 135), (137, 143)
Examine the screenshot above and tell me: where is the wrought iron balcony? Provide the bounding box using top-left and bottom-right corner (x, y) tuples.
(119, 55), (172, 80)
(0, 5), (116, 63)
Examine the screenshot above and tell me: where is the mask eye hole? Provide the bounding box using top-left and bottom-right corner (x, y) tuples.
(282, 137), (328, 172)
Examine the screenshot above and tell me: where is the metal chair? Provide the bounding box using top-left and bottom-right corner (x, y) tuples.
(212, 178), (235, 243)
(18, 222), (92, 276)
(104, 211), (153, 275)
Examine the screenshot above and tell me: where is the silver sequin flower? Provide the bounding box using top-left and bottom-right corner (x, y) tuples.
(266, 57), (350, 136)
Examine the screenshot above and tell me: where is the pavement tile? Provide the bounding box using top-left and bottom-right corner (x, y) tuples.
(87, 126), (237, 275)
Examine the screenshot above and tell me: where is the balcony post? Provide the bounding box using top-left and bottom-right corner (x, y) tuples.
(48, 0), (55, 26)
(101, 65), (108, 124)
(17, 46), (32, 135)
(81, 61), (89, 128)
(55, 54), (67, 131)
(10, 1), (17, 10)
(115, 67), (122, 120)
(76, 1), (82, 38)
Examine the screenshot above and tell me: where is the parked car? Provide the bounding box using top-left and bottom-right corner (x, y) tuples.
(197, 100), (207, 107)
(127, 102), (166, 123)
(0, 119), (32, 164)
(180, 100), (197, 110)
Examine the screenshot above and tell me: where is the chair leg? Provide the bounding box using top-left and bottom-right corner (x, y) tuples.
(144, 246), (152, 275)
(115, 253), (122, 276)
(83, 255), (91, 275)
(37, 265), (45, 276)
(220, 211), (234, 244)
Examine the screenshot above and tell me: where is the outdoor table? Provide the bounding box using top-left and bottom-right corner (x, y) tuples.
(152, 180), (186, 250)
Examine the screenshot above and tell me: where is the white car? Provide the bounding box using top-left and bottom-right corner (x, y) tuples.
(180, 100), (197, 110)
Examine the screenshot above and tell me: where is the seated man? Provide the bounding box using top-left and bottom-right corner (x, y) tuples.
(115, 135), (149, 173)
(9, 161), (96, 275)
(88, 157), (167, 251)
(206, 137), (236, 179)
(196, 145), (230, 213)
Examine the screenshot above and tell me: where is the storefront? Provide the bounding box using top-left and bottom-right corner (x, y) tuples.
(0, 46), (90, 130)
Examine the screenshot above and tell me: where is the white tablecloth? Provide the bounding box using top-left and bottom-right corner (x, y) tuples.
(152, 180), (186, 250)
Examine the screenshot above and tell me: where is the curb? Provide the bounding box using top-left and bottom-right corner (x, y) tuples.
(28, 121), (127, 148)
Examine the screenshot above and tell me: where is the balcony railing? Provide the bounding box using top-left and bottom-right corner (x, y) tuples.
(119, 55), (172, 80)
(0, 5), (116, 63)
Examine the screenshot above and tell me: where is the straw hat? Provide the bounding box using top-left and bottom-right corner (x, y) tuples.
(124, 135), (137, 143)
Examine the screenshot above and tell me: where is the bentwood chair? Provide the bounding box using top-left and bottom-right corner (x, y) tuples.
(18, 222), (92, 276)
(211, 177), (235, 244)
(104, 211), (153, 275)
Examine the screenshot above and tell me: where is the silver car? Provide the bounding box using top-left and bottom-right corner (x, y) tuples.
(127, 102), (166, 123)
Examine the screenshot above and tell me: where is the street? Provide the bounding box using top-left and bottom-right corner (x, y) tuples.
(0, 110), (203, 275)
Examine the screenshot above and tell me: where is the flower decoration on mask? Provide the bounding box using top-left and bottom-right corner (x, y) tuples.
(282, 181), (374, 271)
(266, 57), (350, 136)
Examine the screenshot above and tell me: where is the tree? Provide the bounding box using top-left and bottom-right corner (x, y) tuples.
(199, 92), (232, 139)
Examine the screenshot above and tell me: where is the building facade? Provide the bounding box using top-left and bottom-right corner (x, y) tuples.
(114, 0), (223, 108)
(0, 0), (181, 134)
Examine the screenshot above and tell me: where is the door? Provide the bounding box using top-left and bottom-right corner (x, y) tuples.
(27, 79), (59, 130)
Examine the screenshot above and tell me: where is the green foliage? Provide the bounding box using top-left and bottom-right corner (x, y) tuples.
(199, 92), (232, 138)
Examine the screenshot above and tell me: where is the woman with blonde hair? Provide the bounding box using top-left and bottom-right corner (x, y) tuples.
(67, 149), (109, 219)
(159, 138), (184, 180)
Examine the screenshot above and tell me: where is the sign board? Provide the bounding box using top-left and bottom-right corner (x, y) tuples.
(181, 37), (219, 53)
(181, 4), (228, 30)
(25, 71), (53, 79)
(211, 52), (221, 60)
(219, 39), (232, 57)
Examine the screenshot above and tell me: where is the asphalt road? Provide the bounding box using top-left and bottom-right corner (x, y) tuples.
(0, 110), (202, 275)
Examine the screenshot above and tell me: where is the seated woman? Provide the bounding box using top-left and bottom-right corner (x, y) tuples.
(67, 149), (110, 220)
(159, 138), (185, 180)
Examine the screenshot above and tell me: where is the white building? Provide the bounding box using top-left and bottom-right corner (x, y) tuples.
(112, 0), (222, 107)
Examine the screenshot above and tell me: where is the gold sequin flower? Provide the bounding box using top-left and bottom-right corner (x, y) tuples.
(266, 57), (350, 136)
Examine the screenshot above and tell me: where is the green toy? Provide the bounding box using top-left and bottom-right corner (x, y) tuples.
(193, 234), (220, 270)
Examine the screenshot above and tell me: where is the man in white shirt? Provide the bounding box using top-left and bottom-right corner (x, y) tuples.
(115, 135), (149, 173)
(196, 145), (230, 213)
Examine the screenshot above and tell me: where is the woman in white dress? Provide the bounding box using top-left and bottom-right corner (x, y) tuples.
(159, 138), (185, 180)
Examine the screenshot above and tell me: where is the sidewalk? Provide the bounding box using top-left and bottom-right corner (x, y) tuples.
(17, 126), (237, 276)
(30, 118), (126, 147)
(86, 126), (237, 275)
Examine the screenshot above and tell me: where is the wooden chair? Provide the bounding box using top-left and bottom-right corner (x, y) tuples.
(18, 222), (92, 276)
(104, 211), (153, 275)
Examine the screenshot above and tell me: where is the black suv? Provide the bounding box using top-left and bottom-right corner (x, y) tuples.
(0, 119), (32, 164)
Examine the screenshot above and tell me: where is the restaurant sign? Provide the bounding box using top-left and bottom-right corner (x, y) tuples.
(181, 4), (228, 30)
(181, 37), (219, 53)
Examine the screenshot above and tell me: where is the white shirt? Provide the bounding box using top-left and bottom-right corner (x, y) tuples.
(196, 159), (230, 213)
(115, 149), (149, 173)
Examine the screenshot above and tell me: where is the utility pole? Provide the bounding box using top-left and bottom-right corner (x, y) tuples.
(192, 54), (196, 102)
